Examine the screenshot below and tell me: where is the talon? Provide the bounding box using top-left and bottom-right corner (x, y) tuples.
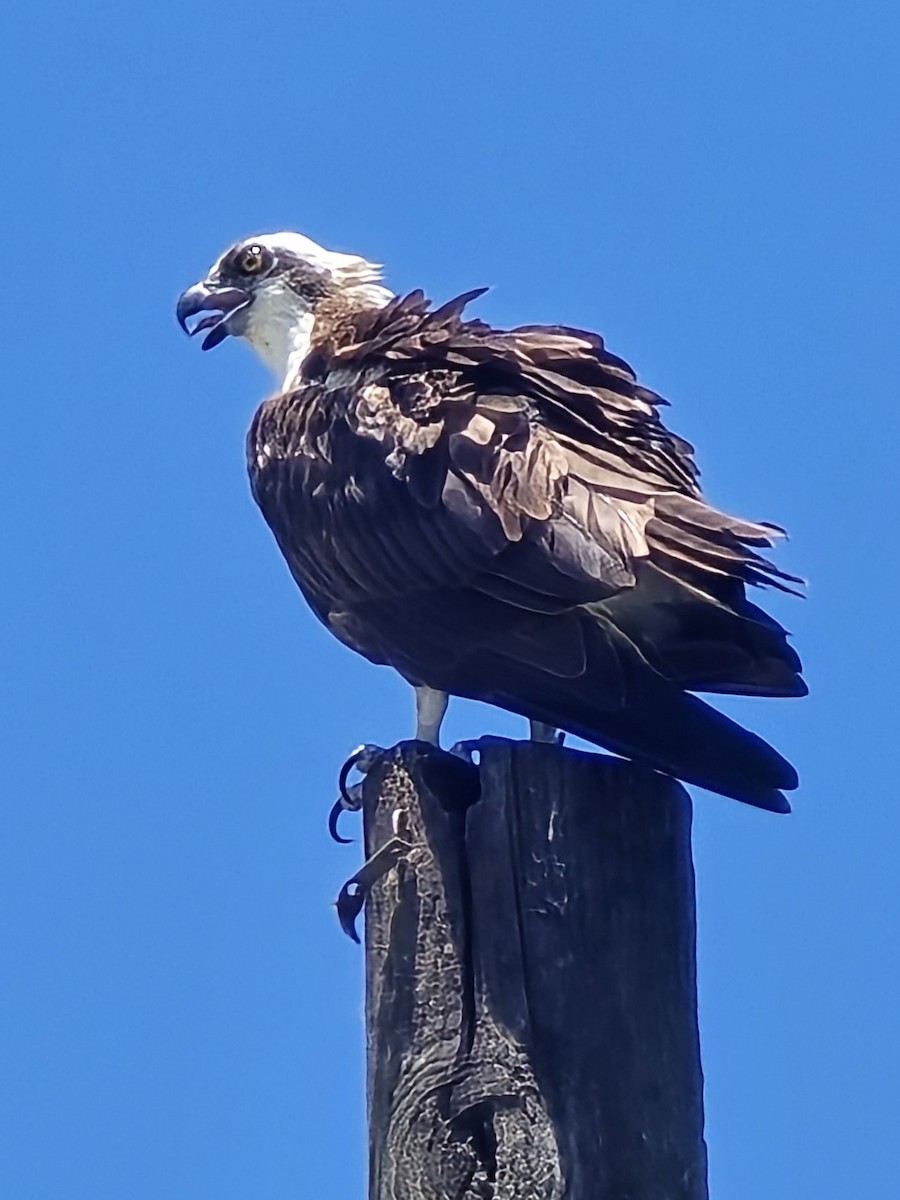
(329, 744), (385, 842)
(328, 797), (351, 843)
(450, 734), (509, 762)
(529, 720), (565, 746)
(338, 743), (383, 808)
(450, 739), (476, 764)
(336, 879), (366, 942)
(328, 785), (362, 844)
(335, 835), (414, 943)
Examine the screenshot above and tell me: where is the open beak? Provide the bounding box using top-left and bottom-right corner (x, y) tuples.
(176, 281), (251, 350)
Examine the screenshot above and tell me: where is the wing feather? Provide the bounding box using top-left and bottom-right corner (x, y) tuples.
(248, 288), (804, 808)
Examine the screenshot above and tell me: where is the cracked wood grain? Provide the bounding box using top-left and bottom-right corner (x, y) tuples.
(362, 740), (708, 1200)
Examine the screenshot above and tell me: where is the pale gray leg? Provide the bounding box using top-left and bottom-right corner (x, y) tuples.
(414, 685), (449, 745)
(530, 720), (565, 746)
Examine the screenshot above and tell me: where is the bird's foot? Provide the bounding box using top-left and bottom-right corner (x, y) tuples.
(335, 831), (415, 943)
(328, 743), (385, 843)
(330, 736), (486, 940)
(330, 743), (418, 942)
(449, 734), (513, 763)
(529, 720), (566, 746)
(450, 728), (565, 765)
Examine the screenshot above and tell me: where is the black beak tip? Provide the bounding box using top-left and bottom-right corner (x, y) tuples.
(175, 299), (192, 335)
(176, 284), (208, 336)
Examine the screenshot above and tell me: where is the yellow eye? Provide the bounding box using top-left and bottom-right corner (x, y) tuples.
(239, 244), (268, 275)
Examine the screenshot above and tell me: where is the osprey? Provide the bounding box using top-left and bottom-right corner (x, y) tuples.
(177, 232), (805, 812)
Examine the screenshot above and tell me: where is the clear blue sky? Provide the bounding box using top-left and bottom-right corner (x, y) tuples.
(2, 2), (897, 1196)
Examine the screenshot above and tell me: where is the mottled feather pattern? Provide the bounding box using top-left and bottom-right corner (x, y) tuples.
(247, 289), (805, 810)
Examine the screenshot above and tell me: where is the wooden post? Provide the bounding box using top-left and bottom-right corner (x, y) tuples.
(360, 739), (708, 1200)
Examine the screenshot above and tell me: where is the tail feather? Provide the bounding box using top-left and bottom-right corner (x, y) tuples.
(597, 562), (806, 698)
(476, 617), (797, 812)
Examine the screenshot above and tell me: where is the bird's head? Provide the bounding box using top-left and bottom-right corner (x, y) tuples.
(176, 232), (392, 385)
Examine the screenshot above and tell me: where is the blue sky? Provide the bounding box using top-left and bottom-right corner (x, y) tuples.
(2, 1), (898, 1196)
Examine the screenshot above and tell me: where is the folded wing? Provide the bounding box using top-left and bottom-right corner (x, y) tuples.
(255, 290), (805, 809)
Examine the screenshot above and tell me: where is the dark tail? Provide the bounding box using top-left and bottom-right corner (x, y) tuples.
(478, 615), (798, 812)
(596, 562), (806, 699)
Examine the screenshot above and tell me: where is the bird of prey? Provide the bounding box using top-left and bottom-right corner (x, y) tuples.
(177, 232), (805, 812)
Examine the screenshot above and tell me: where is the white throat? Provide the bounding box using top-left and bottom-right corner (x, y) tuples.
(241, 283), (318, 389)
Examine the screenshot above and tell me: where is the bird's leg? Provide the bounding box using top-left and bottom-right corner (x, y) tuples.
(414, 685), (449, 744)
(529, 720), (566, 746)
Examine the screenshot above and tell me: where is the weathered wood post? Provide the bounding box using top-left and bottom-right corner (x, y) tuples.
(359, 739), (708, 1200)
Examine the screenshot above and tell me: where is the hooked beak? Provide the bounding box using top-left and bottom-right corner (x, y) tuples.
(176, 281), (252, 350)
